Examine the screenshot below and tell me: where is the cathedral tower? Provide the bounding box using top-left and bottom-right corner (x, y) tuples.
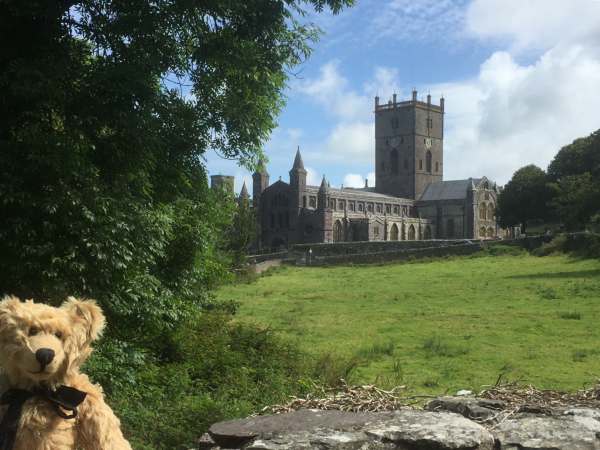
(289, 146), (307, 210)
(374, 90), (444, 199)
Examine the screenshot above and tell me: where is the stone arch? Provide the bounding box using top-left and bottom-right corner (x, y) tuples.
(390, 223), (399, 241)
(487, 227), (494, 238)
(408, 224), (416, 241)
(333, 220), (344, 242)
(426, 150), (432, 173)
(401, 223), (406, 241)
(479, 226), (487, 239)
(487, 203), (495, 221)
(391, 149), (399, 175)
(424, 225), (432, 240)
(479, 202), (487, 220)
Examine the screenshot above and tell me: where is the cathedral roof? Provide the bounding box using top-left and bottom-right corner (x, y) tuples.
(419, 179), (481, 201)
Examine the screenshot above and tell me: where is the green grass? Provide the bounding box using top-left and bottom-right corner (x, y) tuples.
(215, 254), (600, 394)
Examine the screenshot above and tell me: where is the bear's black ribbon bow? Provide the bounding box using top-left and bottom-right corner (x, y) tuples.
(0, 385), (87, 450)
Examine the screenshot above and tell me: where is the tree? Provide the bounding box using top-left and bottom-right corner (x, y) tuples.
(0, 0), (353, 338)
(496, 165), (552, 232)
(547, 130), (600, 229)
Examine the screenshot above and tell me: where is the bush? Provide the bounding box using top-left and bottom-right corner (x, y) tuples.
(533, 233), (600, 258)
(86, 312), (312, 449)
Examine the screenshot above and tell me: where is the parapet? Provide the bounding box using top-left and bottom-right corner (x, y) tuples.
(375, 90), (444, 112)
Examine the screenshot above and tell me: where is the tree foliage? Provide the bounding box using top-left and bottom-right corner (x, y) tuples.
(496, 165), (552, 231)
(0, 0), (353, 338)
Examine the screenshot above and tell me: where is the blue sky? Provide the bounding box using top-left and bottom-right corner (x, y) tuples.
(206, 0), (600, 194)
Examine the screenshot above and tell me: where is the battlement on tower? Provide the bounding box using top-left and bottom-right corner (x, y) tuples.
(374, 90), (444, 113)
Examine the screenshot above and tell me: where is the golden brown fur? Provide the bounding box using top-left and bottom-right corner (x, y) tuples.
(0, 296), (132, 450)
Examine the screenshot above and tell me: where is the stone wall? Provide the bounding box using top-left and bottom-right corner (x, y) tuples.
(198, 399), (600, 450)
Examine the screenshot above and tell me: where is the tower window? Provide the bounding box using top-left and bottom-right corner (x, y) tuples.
(419, 160), (423, 170)
(435, 162), (439, 172)
(426, 151), (432, 173)
(391, 149), (399, 175)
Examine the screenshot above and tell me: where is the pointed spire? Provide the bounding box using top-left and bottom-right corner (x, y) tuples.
(292, 145), (305, 170)
(319, 175), (328, 192)
(239, 181), (249, 199)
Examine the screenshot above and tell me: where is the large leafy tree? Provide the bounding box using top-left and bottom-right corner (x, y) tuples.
(547, 130), (600, 230)
(0, 0), (353, 339)
(496, 164), (552, 232)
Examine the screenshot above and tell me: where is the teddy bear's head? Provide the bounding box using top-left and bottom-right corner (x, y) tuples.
(0, 296), (105, 388)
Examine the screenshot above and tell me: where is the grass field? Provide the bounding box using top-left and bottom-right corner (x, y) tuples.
(215, 251), (600, 394)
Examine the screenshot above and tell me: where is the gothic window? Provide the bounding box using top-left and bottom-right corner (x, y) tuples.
(391, 149), (399, 175)
(426, 151), (432, 173)
(487, 203), (495, 220)
(479, 203), (487, 220)
(419, 160), (423, 170)
(367, 203), (374, 213)
(338, 200), (345, 210)
(385, 204), (391, 214)
(333, 220), (344, 242)
(393, 206), (399, 215)
(358, 203), (364, 212)
(424, 225), (432, 240)
(309, 196), (316, 208)
(479, 226), (487, 239)
(376, 204), (382, 213)
(408, 224), (416, 241)
(435, 161), (439, 172)
(349, 202), (355, 212)
(390, 224), (399, 241)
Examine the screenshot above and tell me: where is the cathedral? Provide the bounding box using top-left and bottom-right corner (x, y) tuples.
(248, 90), (500, 250)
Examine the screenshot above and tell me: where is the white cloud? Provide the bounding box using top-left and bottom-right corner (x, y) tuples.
(466, 0), (600, 52)
(343, 173), (365, 188)
(305, 166), (322, 186)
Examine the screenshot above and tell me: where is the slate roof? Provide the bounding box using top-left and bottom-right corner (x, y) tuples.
(419, 178), (481, 201)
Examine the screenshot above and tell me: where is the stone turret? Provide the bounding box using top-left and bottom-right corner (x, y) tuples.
(238, 181), (249, 206)
(289, 146), (307, 210)
(318, 175), (329, 210)
(252, 159), (269, 211)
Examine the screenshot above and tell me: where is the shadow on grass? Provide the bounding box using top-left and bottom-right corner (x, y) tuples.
(507, 269), (600, 280)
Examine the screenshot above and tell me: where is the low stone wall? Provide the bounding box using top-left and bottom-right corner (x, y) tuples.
(294, 240), (484, 266)
(198, 398), (600, 449)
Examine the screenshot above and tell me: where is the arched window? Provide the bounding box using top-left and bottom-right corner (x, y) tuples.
(333, 220), (344, 242)
(391, 149), (399, 175)
(424, 225), (432, 240)
(435, 161), (439, 172)
(408, 224), (416, 241)
(479, 203), (487, 220)
(426, 151), (432, 173)
(487, 204), (494, 221)
(479, 226), (487, 239)
(390, 224), (399, 241)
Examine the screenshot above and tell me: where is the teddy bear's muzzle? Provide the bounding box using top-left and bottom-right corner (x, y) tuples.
(35, 348), (55, 369)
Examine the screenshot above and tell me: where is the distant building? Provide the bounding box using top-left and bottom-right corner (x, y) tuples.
(248, 91), (501, 250)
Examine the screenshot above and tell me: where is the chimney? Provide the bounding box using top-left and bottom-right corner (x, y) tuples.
(364, 178), (368, 188)
(440, 96), (445, 112)
(412, 89), (417, 102)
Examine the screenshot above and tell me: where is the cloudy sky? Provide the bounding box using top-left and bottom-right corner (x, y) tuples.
(206, 0), (600, 194)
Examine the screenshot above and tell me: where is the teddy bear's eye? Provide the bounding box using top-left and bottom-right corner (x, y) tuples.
(55, 331), (63, 339)
(28, 327), (39, 336)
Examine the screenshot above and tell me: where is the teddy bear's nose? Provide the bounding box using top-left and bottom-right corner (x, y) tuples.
(35, 348), (55, 368)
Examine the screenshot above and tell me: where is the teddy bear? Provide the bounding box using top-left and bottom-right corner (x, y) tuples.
(0, 295), (132, 450)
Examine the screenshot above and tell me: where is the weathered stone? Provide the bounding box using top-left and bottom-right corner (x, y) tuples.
(494, 412), (600, 450)
(426, 396), (506, 421)
(208, 408), (495, 450)
(365, 410), (495, 450)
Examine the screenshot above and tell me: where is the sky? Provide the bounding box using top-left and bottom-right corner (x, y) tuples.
(206, 0), (600, 194)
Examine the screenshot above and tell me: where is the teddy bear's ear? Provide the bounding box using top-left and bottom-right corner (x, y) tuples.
(61, 297), (106, 346)
(0, 296), (22, 332)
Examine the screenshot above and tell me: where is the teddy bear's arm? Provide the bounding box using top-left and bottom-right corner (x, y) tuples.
(75, 393), (133, 450)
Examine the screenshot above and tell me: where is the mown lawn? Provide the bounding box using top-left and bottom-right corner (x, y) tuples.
(215, 252), (600, 394)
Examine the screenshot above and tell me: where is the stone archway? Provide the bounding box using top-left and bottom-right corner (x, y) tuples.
(333, 220), (344, 242)
(390, 223), (399, 241)
(408, 224), (416, 241)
